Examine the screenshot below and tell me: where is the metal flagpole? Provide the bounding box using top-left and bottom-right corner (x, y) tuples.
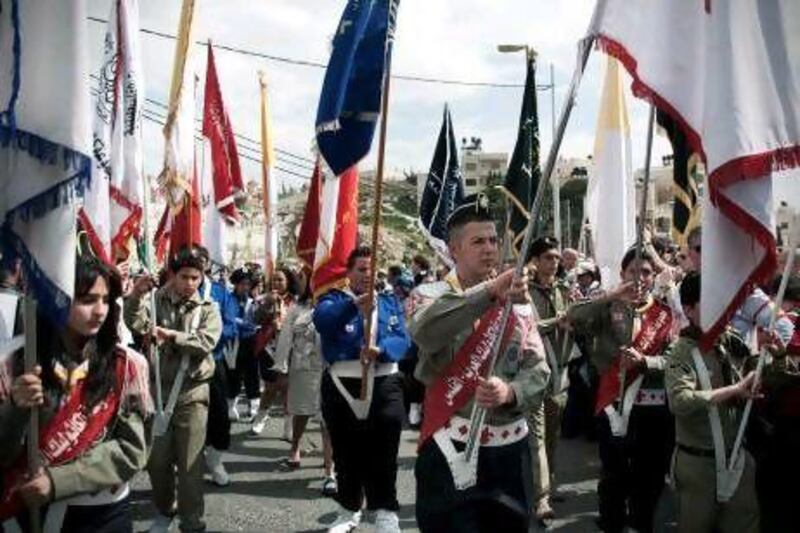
(360, 56), (395, 401)
(618, 104), (657, 407)
(463, 33), (597, 462)
(23, 297), (41, 533)
(728, 212), (799, 471)
(551, 62), (561, 244)
(142, 173), (164, 423)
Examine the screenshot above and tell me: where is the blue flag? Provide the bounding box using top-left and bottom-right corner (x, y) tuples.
(315, 0), (399, 176)
(417, 105), (464, 262)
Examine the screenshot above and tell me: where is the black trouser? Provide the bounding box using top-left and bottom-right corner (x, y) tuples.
(399, 346), (425, 405)
(13, 497), (133, 533)
(596, 404), (674, 533)
(225, 337), (260, 400)
(206, 358), (231, 450)
(321, 371), (404, 512)
(415, 436), (532, 533)
(756, 417), (800, 533)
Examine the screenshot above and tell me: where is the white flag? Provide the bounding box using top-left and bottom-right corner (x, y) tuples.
(586, 56), (635, 288)
(82, 0), (144, 262)
(0, 1), (91, 321)
(594, 0), (800, 345)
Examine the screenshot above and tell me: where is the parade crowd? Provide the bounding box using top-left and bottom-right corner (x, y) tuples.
(1, 199), (799, 533)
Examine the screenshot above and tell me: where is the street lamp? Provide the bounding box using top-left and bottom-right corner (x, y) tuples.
(497, 43), (560, 244)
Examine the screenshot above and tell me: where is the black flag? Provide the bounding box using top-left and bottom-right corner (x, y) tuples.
(418, 105), (465, 261)
(657, 109), (700, 247)
(500, 54), (541, 255)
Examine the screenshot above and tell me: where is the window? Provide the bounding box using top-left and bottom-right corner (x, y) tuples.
(491, 161), (502, 170)
(465, 163), (477, 171)
(465, 178), (477, 187)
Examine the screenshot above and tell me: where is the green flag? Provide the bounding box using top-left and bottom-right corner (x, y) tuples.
(500, 54), (541, 255)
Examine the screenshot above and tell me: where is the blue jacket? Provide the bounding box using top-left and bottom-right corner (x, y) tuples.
(203, 279), (239, 361)
(313, 289), (410, 365)
(233, 293), (258, 340)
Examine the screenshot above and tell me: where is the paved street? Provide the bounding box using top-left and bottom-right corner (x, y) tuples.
(132, 411), (676, 532)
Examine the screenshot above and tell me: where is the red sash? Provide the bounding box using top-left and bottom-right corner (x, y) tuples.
(419, 304), (517, 448)
(0, 356), (128, 520)
(595, 299), (673, 415)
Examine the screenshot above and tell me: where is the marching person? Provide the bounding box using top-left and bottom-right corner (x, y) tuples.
(665, 272), (760, 532)
(225, 268), (260, 421)
(409, 195), (550, 533)
(314, 246), (410, 533)
(125, 246), (222, 533)
(567, 248), (676, 533)
(271, 268), (334, 489)
(525, 236), (574, 522)
(0, 256), (151, 532)
(0, 256), (24, 402)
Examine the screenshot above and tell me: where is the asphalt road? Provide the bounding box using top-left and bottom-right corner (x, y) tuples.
(132, 411), (676, 532)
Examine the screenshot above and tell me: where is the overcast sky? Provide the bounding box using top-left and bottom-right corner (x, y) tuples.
(87, 0), (677, 190)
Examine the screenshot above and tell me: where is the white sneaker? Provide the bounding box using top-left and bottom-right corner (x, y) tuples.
(248, 399), (260, 419)
(250, 411), (269, 435)
(148, 514), (175, 533)
(283, 415), (293, 441)
(326, 506), (361, 533)
(227, 398), (240, 422)
(205, 447), (230, 487)
(408, 403), (422, 426)
(374, 509), (401, 533)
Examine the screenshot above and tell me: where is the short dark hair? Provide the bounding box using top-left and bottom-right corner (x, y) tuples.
(687, 227), (702, 247)
(170, 246), (206, 274)
(621, 247), (654, 272)
(347, 246), (372, 270)
(230, 268), (253, 286)
(388, 265), (403, 279)
(526, 236), (559, 263)
(680, 271), (701, 307)
(412, 254), (431, 271)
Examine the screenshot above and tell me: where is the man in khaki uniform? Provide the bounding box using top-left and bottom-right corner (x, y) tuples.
(410, 195), (550, 533)
(665, 272), (759, 532)
(126, 246), (222, 533)
(525, 236), (573, 521)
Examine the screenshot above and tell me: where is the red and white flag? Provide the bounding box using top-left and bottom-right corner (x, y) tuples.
(201, 41), (242, 264)
(311, 165), (359, 297)
(593, 0), (800, 346)
(81, 0), (144, 263)
(296, 161), (322, 271)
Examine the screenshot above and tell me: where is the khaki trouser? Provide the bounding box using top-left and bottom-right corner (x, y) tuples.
(528, 392), (566, 504)
(672, 448), (759, 533)
(148, 382), (210, 532)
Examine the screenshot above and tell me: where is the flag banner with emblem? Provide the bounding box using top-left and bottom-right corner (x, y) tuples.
(417, 105), (465, 264)
(500, 54), (540, 256)
(315, 0), (399, 176)
(585, 56), (635, 288)
(657, 109), (700, 248)
(201, 41), (242, 265)
(168, 161), (202, 257)
(0, 1), (91, 323)
(80, 0), (144, 264)
(594, 0), (800, 347)
(296, 161), (323, 271)
(311, 165), (359, 298)
(158, 0), (196, 214)
(259, 73), (278, 278)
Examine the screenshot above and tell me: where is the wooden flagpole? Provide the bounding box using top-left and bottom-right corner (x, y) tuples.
(360, 58), (395, 401)
(23, 297), (41, 533)
(259, 72), (275, 279)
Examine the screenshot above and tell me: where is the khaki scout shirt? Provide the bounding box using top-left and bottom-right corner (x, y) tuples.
(530, 278), (574, 394)
(0, 348), (148, 501)
(409, 276), (550, 426)
(124, 286), (222, 394)
(568, 296), (669, 390)
(665, 328), (751, 451)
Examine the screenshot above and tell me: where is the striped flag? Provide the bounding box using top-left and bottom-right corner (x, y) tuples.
(585, 56), (635, 288)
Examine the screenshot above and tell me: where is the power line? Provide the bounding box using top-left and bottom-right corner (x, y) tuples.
(87, 15), (544, 89)
(88, 73), (316, 164)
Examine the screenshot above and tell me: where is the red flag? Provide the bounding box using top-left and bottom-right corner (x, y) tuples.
(153, 207), (171, 264)
(202, 42), (243, 224)
(157, 163), (202, 261)
(296, 162), (322, 270)
(311, 166), (359, 297)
